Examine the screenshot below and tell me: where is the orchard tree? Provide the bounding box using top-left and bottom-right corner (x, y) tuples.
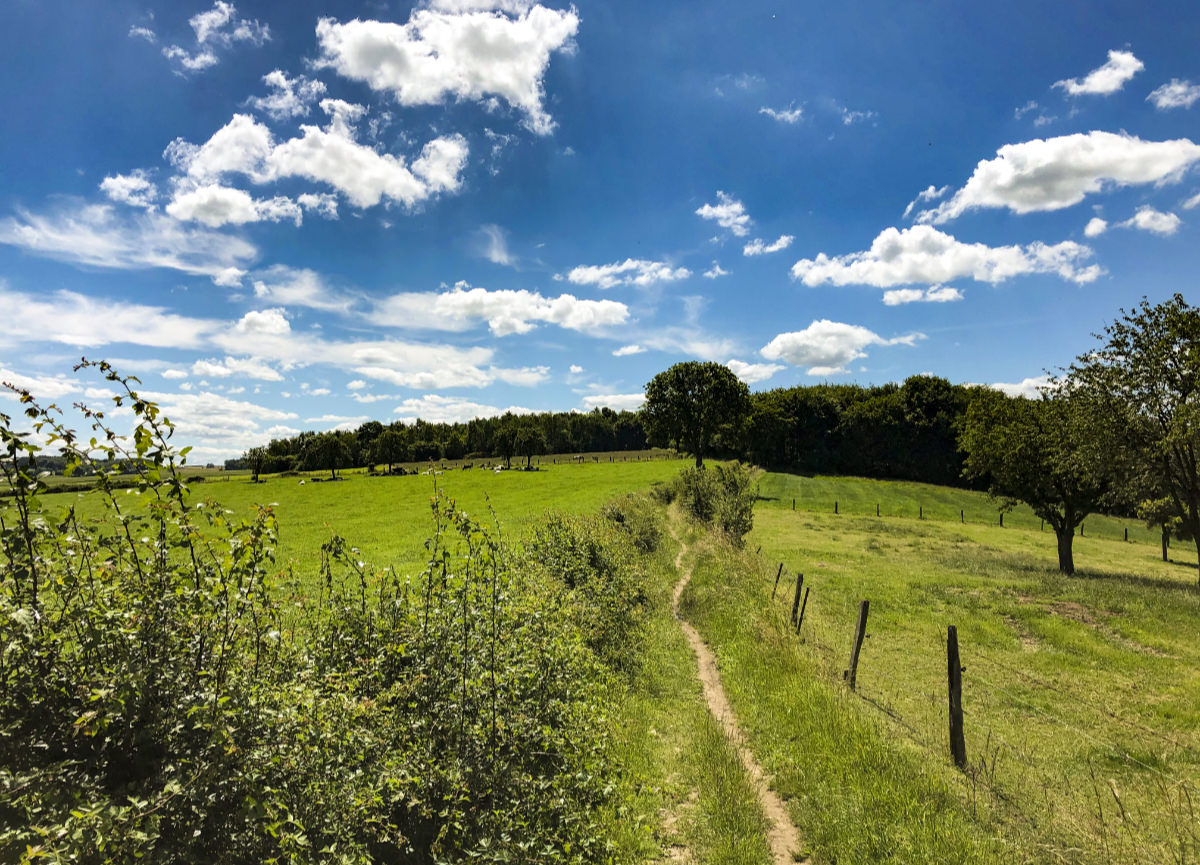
(960, 384), (1108, 575)
(642, 361), (750, 467)
(1072, 294), (1200, 584)
(372, 428), (407, 473)
(302, 431), (350, 480)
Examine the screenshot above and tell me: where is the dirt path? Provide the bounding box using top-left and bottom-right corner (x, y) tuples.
(670, 527), (806, 865)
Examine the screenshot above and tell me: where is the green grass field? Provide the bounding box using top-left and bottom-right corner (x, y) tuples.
(680, 471), (1200, 863)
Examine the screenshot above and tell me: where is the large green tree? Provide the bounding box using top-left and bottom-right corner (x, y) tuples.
(1071, 293), (1200, 583)
(642, 361), (750, 467)
(960, 384), (1108, 574)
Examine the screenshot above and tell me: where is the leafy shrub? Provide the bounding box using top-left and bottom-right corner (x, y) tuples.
(0, 362), (626, 865)
(600, 492), (663, 554)
(524, 512), (649, 675)
(675, 461), (756, 546)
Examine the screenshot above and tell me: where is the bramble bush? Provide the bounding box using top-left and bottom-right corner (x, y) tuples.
(0, 362), (634, 864)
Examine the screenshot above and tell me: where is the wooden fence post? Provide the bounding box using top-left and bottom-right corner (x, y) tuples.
(790, 573), (805, 626)
(835, 500), (839, 515)
(1124, 527), (1128, 542)
(846, 600), (869, 691)
(999, 512), (1004, 528)
(796, 586), (810, 636)
(920, 505), (923, 520)
(771, 562), (783, 599)
(961, 509), (964, 523)
(947, 625), (967, 770)
(876, 503), (880, 517)
(792, 497), (795, 510)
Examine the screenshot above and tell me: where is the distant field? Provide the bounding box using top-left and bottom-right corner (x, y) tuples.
(40, 456), (687, 582)
(702, 471), (1200, 863)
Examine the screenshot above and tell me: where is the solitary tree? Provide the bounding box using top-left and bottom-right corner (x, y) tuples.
(642, 361), (750, 467)
(243, 445), (267, 482)
(1071, 294), (1200, 584)
(514, 424), (546, 469)
(372, 428), (406, 473)
(960, 384), (1108, 574)
(302, 432), (350, 480)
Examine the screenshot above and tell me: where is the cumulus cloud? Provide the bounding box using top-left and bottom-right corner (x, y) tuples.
(375, 282), (629, 336)
(162, 1), (268, 74)
(1183, 191), (1200, 210)
(918, 132), (1200, 223)
(1084, 217), (1108, 237)
(235, 308), (291, 335)
(581, 393), (645, 412)
(992, 375), (1051, 398)
(1053, 49), (1143, 96)
(246, 69), (327, 120)
(1148, 79), (1200, 110)
(100, 171), (159, 210)
(761, 320), (923, 376)
(703, 261), (728, 279)
(166, 184), (302, 228)
(0, 367), (80, 401)
(313, 4), (579, 135)
(743, 234), (793, 256)
(297, 193), (339, 219)
(165, 107), (469, 211)
(760, 105), (803, 124)
(791, 225), (1102, 288)
(726, 359), (783, 384)
(394, 394), (532, 424)
(696, 190), (751, 236)
(0, 202), (257, 281)
(137, 389), (297, 459)
(565, 259), (691, 289)
(902, 184), (949, 219)
(1118, 206), (1181, 236)
(881, 285), (963, 305)
(613, 344), (645, 356)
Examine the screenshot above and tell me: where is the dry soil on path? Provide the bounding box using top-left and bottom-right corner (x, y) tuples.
(669, 526), (807, 865)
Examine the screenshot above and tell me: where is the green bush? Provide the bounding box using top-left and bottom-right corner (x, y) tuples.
(600, 492), (663, 554)
(675, 462), (756, 546)
(0, 363), (626, 865)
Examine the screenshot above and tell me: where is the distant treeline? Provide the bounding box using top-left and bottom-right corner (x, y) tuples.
(227, 375), (984, 489)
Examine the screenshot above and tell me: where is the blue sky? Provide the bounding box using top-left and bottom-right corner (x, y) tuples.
(2, 0), (1198, 461)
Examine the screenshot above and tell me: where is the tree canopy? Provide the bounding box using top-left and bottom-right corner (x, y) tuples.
(641, 361), (750, 467)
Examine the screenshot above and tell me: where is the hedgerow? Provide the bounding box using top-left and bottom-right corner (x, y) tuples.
(0, 362), (633, 864)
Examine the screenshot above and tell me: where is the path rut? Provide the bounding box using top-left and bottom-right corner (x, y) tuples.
(670, 527), (806, 865)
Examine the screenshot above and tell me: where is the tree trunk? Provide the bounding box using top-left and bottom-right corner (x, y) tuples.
(694, 453), (703, 468)
(1056, 527), (1075, 575)
(1162, 526), (1169, 562)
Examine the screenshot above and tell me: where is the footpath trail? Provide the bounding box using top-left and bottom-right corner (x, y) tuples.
(669, 524), (806, 865)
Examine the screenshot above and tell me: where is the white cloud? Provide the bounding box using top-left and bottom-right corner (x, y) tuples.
(759, 105), (803, 124)
(1118, 206), (1181, 236)
(304, 413), (366, 429)
(565, 258), (691, 289)
(902, 184), (949, 219)
(137, 389), (297, 458)
(350, 392), (395, 404)
(129, 25), (156, 43)
(491, 365), (549, 386)
(761, 320), (923, 375)
(478, 223), (513, 265)
(162, 1), (268, 74)
(165, 113), (276, 182)
(347, 379), (366, 390)
(191, 356), (283, 381)
(1084, 217), (1108, 237)
(298, 193), (339, 219)
(726, 359), (783, 384)
(841, 107), (876, 125)
(100, 171), (159, 210)
(881, 285), (963, 305)
(0, 367), (79, 401)
(393, 394), (532, 424)
(0, 202), (257, 279)
(162, 369), (189, 380)
(251, 266), (358, 313)
(992, 375), (1051, 398)
(1148, 79), (1200, 110)
(166, 184), (302, 228)
(743, 234), (793, 256)
(313, 4), (579, 135)
(1183, 191), (1200, 210)
(613, 344), (645, 356)
(246, 70), (327, 120)
(1053, 49), (1143, 96)
(792, 225), (1102, 288)
(375, 282), (629, 336)
(703, 261), (728, 279)
(307, 387), (331, 397)
(695, 190), (751, 236)
(918, 132), (1200, 224)
(581, 393), (644, 412)
(568, 364), (584, 374)
(0, 285), (216, 350)
(235, 308), (291, 335)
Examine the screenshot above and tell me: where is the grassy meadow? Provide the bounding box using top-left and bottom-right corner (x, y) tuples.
(677, 471), (1199, 863)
